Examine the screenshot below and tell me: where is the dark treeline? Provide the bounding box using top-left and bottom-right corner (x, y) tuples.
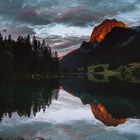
(0, 33), (59, 78)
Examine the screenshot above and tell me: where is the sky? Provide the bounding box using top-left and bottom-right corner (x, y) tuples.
(0, 0), (140, 56)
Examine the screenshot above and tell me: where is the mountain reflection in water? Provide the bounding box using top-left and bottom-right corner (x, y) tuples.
(0, 77), (140, 139)
(90, 103), (127, 126)
(61, 76), (140, 126)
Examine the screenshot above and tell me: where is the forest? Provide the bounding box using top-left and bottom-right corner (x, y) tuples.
(0, 33), (59, 78)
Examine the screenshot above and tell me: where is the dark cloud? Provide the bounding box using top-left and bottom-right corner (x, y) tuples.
(0, 0), (138, 27)
(16, 6), (49, 25)
(0, 0), (139, 55)
(12, 0), (137, 26)
(0, 0), (24, 17)
(57, 7), (102, 26)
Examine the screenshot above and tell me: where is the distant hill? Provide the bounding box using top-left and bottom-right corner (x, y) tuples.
(60, 19), (140, 71)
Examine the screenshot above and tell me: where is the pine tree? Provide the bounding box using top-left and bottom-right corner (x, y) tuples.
(0, 33), (59, 78)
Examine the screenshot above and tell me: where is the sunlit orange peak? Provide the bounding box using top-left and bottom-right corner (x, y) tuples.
(90, 19), (128, 43)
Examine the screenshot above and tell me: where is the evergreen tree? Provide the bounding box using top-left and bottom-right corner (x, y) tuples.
(0, 32), (3, 41)
(0, 33), (59, 78)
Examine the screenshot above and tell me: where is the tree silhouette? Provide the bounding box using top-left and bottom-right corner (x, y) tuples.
(0, 33), (59, 78)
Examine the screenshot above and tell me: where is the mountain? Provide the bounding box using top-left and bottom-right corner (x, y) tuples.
(90, 19), (128, 43)
(60, 19), (140, 71)
(60, 41), (92, 69)
(87, 27), (140, 69)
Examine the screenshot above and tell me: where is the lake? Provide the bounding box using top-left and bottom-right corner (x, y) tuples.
(0, 76), (140, 140)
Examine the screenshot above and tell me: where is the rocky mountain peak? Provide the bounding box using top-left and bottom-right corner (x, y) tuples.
(90, 19), (128, 43)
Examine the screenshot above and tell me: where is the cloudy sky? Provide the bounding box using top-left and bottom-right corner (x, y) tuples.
(0, 0), (140, 56)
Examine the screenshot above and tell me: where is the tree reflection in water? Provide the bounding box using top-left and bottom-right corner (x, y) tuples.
(0, 79), (59, 121)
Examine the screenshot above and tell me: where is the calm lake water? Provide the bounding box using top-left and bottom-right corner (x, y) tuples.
(0, 76), (140, 140)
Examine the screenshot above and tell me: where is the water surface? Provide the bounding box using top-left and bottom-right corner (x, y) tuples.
(0, 77), (140, 140)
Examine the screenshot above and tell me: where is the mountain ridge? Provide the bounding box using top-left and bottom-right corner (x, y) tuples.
(60, 19), (140, 71)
